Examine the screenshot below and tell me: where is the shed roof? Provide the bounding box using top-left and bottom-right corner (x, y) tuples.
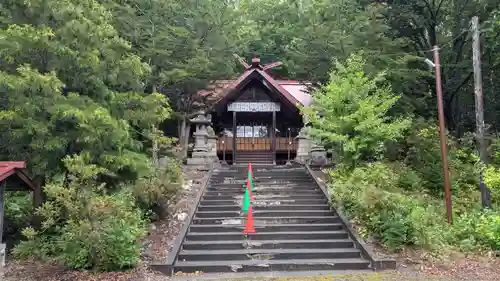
(0, 161), (36, 191)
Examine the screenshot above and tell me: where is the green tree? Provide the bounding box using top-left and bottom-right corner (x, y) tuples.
(0, 0), (171, 182)
(102, 0), (242, 157)
(302, 54), (411, 169)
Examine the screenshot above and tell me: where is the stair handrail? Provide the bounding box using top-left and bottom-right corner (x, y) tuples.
(304, 164), (396, 271)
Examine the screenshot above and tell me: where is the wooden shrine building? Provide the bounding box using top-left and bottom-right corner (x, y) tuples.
(0, 161), (40, 268)
(190, 56), (317, 165)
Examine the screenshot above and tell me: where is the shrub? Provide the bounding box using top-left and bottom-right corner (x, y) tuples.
(476, 210), (500, 250)
(57, 191), (145, 270)
(331, 161), (500, 253)
(4, 191), (32, 235)
(401, 122), (480, 198)
(13, 154), (147, 271)
(485, 165), (500, 205)
(132, 156), (182, 219)
(330, 162), (447, 251)
(445, 210), (484, 252)
(445, 210), (500, 252)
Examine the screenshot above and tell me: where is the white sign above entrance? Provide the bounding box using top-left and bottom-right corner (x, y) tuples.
(228, 102), (281, 112)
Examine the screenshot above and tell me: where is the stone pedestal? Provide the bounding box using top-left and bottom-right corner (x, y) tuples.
(187, 130), (210, 165)
(0, 243), (5, 268)
(207, 135), (218, 160)
(309, 142), (328, 166)
(295, 128), (312, 164)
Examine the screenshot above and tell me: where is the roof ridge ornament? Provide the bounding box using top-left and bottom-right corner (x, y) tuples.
(233, 54), (282, 72)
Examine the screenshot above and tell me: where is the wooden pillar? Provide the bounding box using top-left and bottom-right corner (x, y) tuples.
(232, 111), (237, 164)
(272, 111), (276, 164)
(0, 181), (5, 244)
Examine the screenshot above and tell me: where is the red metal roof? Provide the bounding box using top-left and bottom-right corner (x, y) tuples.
(0, 161), (26, 182)
(199, 60), (313, 107)
(0, 161), (36, 192)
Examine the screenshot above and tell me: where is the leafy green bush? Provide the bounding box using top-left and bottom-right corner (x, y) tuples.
(330, 162), (447, 251)
(485, 165), (500, 204)
(476, 211), (500, 250)
(445, 210), (500, 252)
(132, 156), (182, 219)
(331, 161), (500, 253)
(14, 154), (147, 271)
(4, 191), (32, 232)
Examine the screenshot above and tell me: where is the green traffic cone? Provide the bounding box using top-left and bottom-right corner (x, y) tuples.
(242, 187), (251, 215)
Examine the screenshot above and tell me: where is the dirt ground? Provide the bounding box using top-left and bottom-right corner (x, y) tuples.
(1, 165), (500, 281)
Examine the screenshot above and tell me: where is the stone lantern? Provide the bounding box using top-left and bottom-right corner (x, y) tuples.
(187, 111), (211, 165)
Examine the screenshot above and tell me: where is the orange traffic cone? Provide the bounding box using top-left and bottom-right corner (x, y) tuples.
(242, 204), (256, 234)
(248, 162), (253, 178)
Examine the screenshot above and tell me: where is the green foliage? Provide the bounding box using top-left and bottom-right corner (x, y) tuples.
(302, 54), (411, 169)
(446, 210), (500, 252)
(3, 191), (33, 240)
(403, 122), (480, 198)
(13, 155), (147, 271)
(329, 162), (446, 251)
(485, 165), (500, 204)
(132, 157), (183, 219)
(330, 162), (500, 252)
(0, 0), (170, 182)
(4, 192), (32, 225)
(476, 211), (500, 250)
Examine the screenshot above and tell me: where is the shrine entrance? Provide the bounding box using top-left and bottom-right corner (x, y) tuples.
(228, 102), (278, 164)
(201, 56), (307, 165)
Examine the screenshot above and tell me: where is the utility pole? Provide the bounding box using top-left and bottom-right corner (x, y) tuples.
(433, 46), (453, 224)
(471, 16), (492, 208)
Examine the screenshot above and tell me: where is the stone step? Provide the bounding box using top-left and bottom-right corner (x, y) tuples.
(235, 158), (273, 161)
(185, 230), (349, 241)
(207, 185), (318, 191)
(212, 171), (311, 176)
(195, 210), (334, 218)
(202, 194), (326, 201)
(213, 169), (307, 175)
(207, 186), (322, 194)
(181, 239), (355, 251)
(178, 248), (362, 262)
(210, 176), (313, 180)
(191, 216), (341, 225)
(235, 155), (274, 157)
(189, 223), (344, 233)
(173, 258), (370, 273)
(197, 204), (330, 212)
(199, 198), (328, 206)
(208, 183), (311, 188)
(157, 165), (376, 276)
(205, 188), (324, 196)
(210, 179), (314, 184)
(213, 171), (309, 175)
(205, 190), (322, 196)
(234, 160), (274, 163)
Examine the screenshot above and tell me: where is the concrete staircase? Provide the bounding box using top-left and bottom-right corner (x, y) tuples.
(234, 151), (273, 165)
(164, 164), (375, 275)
